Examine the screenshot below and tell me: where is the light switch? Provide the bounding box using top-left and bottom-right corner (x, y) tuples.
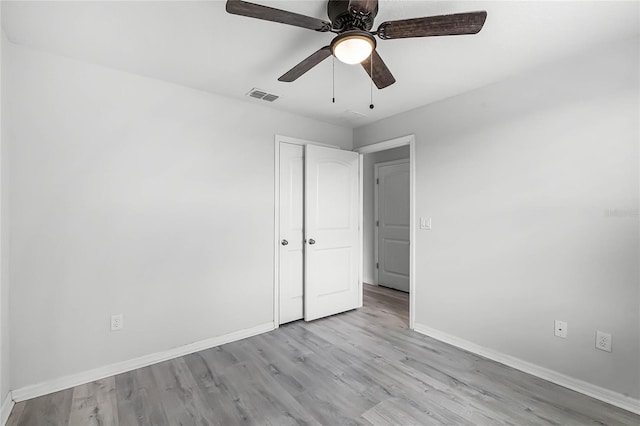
(420, 217), (432, 230)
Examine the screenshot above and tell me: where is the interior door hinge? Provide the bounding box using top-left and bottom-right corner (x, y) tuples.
(376, 262), (379, 269)
(376, 178), (379, 184)
(376, 220), (379, 227)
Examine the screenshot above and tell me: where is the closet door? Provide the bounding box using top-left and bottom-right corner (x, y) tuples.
(304, 145), (360, 321)
(279, 143), (304, 324)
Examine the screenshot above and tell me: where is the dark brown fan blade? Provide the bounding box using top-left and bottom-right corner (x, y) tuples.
(361, 50), (396, 89)
(279, 46), (332, 82)
(226, 0), (331, 32)
(348, 0), (378, 16)
(377, 11), (487, 40)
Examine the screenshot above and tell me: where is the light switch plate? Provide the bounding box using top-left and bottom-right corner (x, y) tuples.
(420, 217), (432, 230)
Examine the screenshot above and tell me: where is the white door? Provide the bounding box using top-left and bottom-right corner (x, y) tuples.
(304, 145), (360, 321)
(376, 161), (410, 292)
(279, 143), (304, 324)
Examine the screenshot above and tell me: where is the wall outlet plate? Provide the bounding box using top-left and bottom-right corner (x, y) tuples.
(554, 320), (568, 338)
(111, 314), (124, 331)
(595, 330), (612, 352)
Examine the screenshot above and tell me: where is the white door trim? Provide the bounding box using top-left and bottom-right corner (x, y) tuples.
(354, 135), (416, 330)
(273, 135), (343, 329)
(358, 154), (364, 309)
(355, 135), (413, 154)
(373, 158), (410, 286)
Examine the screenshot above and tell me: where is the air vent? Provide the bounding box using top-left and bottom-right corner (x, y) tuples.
(339, 110), (368, 125)
(345, 110), (367, 118)
(249, 90), (267, 99)
(246, 88), (280, 102)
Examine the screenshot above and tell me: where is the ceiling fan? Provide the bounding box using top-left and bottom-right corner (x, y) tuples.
(226, 0), (487, 89)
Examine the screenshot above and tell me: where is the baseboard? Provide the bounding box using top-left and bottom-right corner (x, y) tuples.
(0, 392), (14, 426)
(413, 323), (640, 416)
(12, 322), (275, 402)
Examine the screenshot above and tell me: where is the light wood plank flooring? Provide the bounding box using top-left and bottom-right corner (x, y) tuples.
(8, 284), (640, 425)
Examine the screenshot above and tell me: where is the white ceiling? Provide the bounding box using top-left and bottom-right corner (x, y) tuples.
(2, 1), (639, 128)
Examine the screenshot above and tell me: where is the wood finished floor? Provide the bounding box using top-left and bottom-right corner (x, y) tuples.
(8, 284), (640, 425)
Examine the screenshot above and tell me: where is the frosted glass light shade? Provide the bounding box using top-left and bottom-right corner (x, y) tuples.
(333, 35), (374, 65)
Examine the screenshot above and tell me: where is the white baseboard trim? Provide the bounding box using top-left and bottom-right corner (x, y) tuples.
(413, 323), (640, 416)
(1, 392), (14, 426)
(12, 322), (275, 402)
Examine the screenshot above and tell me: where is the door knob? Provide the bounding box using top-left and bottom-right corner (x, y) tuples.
(281, 239), (288, 246)
(308, 239), (316, 245)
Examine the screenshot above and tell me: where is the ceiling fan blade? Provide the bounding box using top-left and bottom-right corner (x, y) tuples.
(361, 50), (396, 89)
(279, 46), (332, 82)
(226, 0), (331, 32)
(377, 11), (487, 40)
(348, 0), (378, 16)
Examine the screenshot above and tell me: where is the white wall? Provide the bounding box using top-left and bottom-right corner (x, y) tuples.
(354, 37), (640, 399)
(4, 41), (352, 391)
(363, 146), (409, 284)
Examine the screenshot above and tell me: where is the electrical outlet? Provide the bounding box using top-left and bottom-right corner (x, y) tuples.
(595, 331), (612, 352)
(111, 314), (123, 332)
(554, 320), (568, 338)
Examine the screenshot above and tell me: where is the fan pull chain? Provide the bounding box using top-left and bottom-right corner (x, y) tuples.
(369, 54), (374, 109)
(332, 56), (336, 103)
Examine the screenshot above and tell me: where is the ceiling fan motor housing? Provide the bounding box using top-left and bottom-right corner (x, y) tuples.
(328, 0), (378, 32)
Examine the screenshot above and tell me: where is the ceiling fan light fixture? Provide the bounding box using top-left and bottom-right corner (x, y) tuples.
(331, 31), (376, 65)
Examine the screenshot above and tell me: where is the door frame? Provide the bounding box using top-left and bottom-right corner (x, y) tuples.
(354, 135), (416, 330)
(273, 135), (349, 329)
(374, 158), (410, 286)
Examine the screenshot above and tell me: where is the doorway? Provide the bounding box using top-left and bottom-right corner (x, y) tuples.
(375, 158), (410, 292)
(355, 135), (416, 329)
